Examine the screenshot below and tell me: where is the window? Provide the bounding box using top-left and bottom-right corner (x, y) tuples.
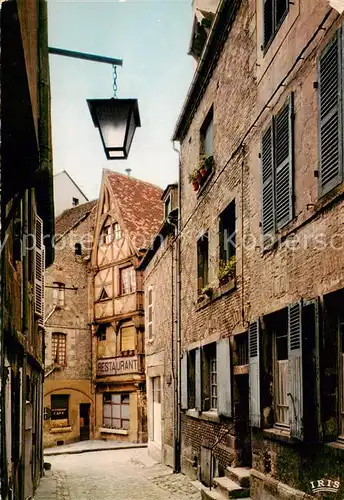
(273, 317), (289, 427)
(201, 106), (214, 157)
(97, 324), (107, 341)
(51, 394), (69, 421)
(165, 195), (172, 219)
(153, 377), (161, 404)
(120, 266), (136, 295)
(188, 350), (196, 409)
(100, 222), (122, 245)
(147, 287), (153, 340)
(114, 223), (122, 241)
(210, 355), (218, 410)
(263, 0), (288, 50)
(202, 343), (217, 411)
(197, 233), (208, 293)
(319, 30), (344, 195)
(99, 288), (109, 301)
(52, 333), (67, 366)
(261, 96), (293, 237)
(103, 393), (130, 430)
(219, 200), (236, 263)
(120, 323), (136, 352)
(53, 282), (65, 307)
(74, 242), (82, 256)
(72, 197), (79, 207)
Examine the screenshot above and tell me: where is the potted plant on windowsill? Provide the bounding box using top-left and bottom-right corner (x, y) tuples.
(189, 170), (199, 191)
(201, 284), (214, 298)
(218, 255), (236, 286)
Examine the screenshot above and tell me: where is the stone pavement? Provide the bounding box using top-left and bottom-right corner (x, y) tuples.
(34, 447), (200, 500)
(44, 439), (147, 456)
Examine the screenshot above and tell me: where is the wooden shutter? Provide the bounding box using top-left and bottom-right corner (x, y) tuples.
(34, 215), (43, 318)
(181, 353), (188, 410)
(249, 320), (261, 427)
(216, 338), (232, 418)
(288, 302), (303, 440)
(38, 246), (46, 327)
(261, 124), (275, 236)
(275, 95), (293, 228)
(319, 31), (342, 195)
(195, 348), (202, 411)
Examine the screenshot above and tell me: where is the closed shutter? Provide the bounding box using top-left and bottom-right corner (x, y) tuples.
(275, 95), (293, 228)
(181, 353), (188, 410)
(319, 31), (342, 195)
(288, 302), (303, 440)
(34, 215), (43, 318)
(261, 124), (274, 236)
(38, 246), (46, 327)
(216, 338), (232, 418)
(195, 348), (202, 411)
(249, 320), (261, 427)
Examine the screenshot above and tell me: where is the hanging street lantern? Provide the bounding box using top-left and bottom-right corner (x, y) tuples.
(87, 97), (141, 159)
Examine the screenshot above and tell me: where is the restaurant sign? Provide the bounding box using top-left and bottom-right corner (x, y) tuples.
(96, 356), (139, 377)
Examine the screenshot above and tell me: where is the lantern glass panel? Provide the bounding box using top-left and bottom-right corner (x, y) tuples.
(96, 103), (129, 150)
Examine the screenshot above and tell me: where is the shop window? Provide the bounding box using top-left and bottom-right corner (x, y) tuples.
(51, 394), (69, 421)
(120, 323), (136, 352)
(120, 266), (136, 295)
(53, 282), (65, 307)
(263, 0), (289, 50)
(52, 332), (67, 366)
(103, 393), (130, 430)
(197, 233), (208, 294)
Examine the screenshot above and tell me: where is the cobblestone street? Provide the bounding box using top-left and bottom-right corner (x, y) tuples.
(34, 448), (200, 500)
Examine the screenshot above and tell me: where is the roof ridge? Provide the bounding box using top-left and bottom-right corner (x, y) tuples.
(55, 199), (97, 222)
(103, 168), (163, 192)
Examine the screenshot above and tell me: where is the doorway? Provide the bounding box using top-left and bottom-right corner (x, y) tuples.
(152, 377), (162, 447)
(236, 374), (252, 466)
(80, 403), (90, 441)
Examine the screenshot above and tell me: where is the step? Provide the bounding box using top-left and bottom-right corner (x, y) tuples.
(225, 466), (251, 488)
(201, 490), (251, 500)
(212, 477), (250, 499)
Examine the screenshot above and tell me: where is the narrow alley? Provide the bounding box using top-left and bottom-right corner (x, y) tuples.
(34, 448), (200, 500)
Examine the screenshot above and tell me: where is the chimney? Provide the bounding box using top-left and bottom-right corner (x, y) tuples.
(125, 168), (132, 177)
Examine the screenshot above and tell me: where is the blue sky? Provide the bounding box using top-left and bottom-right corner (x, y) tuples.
(47, 0), (194, 200)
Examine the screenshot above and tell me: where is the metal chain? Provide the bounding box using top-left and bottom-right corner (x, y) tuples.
(112, 64), (118, 98)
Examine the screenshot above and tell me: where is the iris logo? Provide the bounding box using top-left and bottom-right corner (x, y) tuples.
(310, 478), (340, 494)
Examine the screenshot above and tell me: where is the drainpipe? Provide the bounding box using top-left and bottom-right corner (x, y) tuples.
(172, 141), (181, 473)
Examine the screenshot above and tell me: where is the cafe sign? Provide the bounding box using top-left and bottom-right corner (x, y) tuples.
(96, 356), (139, 377)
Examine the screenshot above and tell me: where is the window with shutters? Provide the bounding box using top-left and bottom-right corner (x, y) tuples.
(120, 266), (136, 295)
(318, 30), (343, 196)
(201, 343), (217, 412)
(263, 0), (289, 51)
(53, 282), (65, 307)
(147, 286), (153, 340)
(197, 233), (209, 294)
(103, 393), (130, 430)
(261, 96), (294, 238)
(52, 333), (67, 366)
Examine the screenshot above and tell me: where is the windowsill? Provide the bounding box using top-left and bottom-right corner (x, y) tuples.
(99, 427), (129, 435)
(325, 439), (344, 452)
(50, 426), (72, 434)
(196, 168), (214, 198)
(262, 427), (297, 444)
(185, 409), (220, 423)
(196, 278), (236, 311)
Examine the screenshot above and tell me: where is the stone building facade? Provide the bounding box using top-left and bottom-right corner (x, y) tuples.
(90, 169), (163, 443)
(138, 184), (178, 467)
(0, 0), (55, 498)
(43, 200), (97, 448)
(170, 0), (344, 498)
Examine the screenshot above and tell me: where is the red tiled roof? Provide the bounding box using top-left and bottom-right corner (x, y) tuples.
(104, 169), (164, 250)
(55, 200), (98, 238)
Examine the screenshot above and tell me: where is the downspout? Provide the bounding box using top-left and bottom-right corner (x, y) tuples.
(172, 141), (181, 473)
(21, 189), (29, 500)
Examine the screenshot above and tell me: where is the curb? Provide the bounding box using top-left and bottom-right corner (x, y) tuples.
(44, 443), (147, 457)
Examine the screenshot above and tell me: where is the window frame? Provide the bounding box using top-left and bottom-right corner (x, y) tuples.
(51, 394), (69, 421)
(147, 286), (153, 340)
(200, 106), (214, 157)
(51, 332), (67, 366)
(273, 326), (289, 428)
(219, 200), (236, 263)
(102, 393), (130, 430)
(210, 355), (218, 410)
(120, 266), (136, 295)
(263, 0), (289, 54)
(197, 232), (209, 294)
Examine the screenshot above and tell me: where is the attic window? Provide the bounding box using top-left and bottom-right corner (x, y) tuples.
(72, 197), (79, 207)
(75, 243), (82, 256)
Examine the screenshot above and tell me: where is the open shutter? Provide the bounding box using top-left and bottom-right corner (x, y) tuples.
(217, 338), (232, 418)
(38, 246), (46, 328)
(288, 302), (303, 440)
(181, 353), (188, 410)
(195, 348), (202, 411)
(34, 215), (43, 318)
(261, 124), (275, 236)
(249, 320), (261, 427)
(319, 31), (342, 195)
(275, 95), (293, 228)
